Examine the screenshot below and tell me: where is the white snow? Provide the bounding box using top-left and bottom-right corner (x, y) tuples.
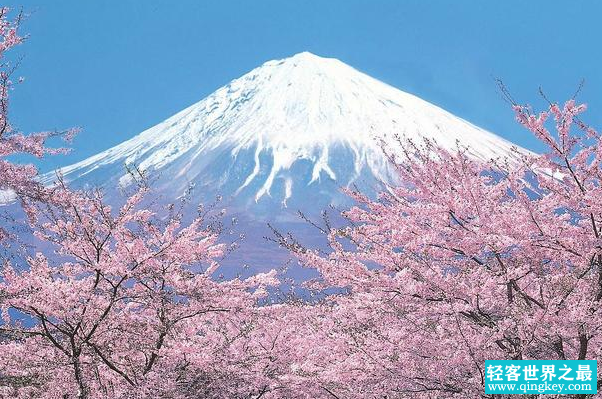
(44, 52), (531, 204)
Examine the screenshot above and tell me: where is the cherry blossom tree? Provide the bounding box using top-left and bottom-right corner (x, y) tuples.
(0, 181), (280, 399)
(276, 98), (602, 398)
(0, 7), (75, 243)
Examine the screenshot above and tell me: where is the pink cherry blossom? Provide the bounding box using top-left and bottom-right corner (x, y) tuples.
(275, 99), (602, 397)
(1, 182), (281, 398)
(0, 8), (76, 243)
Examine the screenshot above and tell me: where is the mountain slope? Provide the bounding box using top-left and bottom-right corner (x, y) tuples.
(48, 52), (528, 214)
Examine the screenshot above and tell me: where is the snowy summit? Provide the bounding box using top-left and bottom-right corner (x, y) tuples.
(47, 52), (528, 211)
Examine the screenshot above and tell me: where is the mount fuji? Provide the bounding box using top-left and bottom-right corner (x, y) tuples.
(41, 52), (530, 273)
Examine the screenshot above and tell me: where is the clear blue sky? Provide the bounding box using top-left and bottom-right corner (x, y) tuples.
(5, 1), (602, 172)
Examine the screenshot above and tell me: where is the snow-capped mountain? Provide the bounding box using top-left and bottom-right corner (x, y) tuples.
(47, 52), (527, 215)
(40, 52), (530, 274)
